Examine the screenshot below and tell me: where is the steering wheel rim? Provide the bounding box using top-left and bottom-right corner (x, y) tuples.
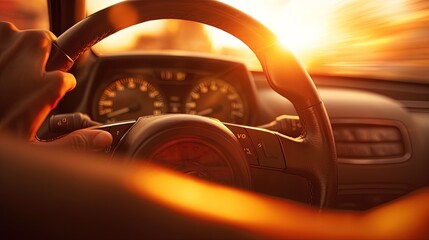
(46, 0), (337, 208)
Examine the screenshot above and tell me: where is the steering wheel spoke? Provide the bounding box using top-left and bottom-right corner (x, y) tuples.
(225, 118), (336, 207)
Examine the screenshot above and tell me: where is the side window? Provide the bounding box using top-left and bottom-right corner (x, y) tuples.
(0, 0), (48, 30)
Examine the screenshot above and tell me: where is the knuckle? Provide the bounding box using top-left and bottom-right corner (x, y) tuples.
(0, 22), (18, 47)
(48, 71), (73, 90)
(47, 72), (65, 90)
(44, 72), (72, 106)
(20, 30), (52, 51)
(0, 21), (18, 34)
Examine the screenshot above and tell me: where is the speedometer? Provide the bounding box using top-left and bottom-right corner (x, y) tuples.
(93, 77), (167, 123)
(185, 78), (247, 124)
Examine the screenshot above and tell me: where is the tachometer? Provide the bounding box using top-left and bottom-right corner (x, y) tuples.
(93, 77), (166, 123)
(185, 78), (247, 124)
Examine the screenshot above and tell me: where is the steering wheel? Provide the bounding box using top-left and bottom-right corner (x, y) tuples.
(46, 0), (337, 208)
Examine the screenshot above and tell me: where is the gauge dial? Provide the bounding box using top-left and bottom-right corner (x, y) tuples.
(149, 138), (234, 186)
(185, 78), (247, 124)
(94, 77), (166, 123)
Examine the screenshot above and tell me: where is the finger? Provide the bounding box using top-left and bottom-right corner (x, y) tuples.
(22, 29), (57, 69)
(0, 22), (20, 66)
(0, 21), (18, 33)
(43, 71), (77, 108)
(15, 30), (55, 72)
(0, 24), (56, 73)
(36, 129), (113, 152)
(0, 22), (18, 49)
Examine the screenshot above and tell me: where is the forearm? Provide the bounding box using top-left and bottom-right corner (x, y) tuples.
(362, 188), (429, 240)
(1, 134), (428, 239)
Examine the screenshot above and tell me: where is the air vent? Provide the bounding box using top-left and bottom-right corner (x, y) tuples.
(331, 120), (411, 164)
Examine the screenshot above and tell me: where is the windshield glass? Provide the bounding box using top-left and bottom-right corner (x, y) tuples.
(91, 1), (429, 83)
(0, 0), (48, 30)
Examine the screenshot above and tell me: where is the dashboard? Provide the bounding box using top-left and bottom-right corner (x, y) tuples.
(51, 52), (429, 211)
(85, 54), (257, 125)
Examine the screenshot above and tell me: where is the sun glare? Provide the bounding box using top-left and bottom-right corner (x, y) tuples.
(86, 0), (429, 81)
(218, 0), (329, 50)
(87, 0), (342, 59)
(86, 0), (344, 69)
(86, 0), (123, 14)
(218, 1), (351, 51)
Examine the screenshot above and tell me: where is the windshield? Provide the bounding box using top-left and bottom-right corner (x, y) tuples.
(87, 0), (429, 83)
(1, 0), (427, 83)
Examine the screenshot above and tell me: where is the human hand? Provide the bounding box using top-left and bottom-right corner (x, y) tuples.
(0, 22), (76, 140)
(35, 128), (113, 152)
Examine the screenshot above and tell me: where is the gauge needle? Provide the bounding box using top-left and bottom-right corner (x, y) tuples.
(197, 105), (223, 116)
(196, 108), (214, 116)
(106, 104), (140, 118)
(106, 107), (131, 118)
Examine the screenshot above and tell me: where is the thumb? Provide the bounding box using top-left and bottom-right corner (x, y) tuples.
(36, 129), (113, 152)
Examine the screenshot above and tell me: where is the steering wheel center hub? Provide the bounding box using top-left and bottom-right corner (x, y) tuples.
(148, 137), (236, 186)
(115, 114), (251, 189)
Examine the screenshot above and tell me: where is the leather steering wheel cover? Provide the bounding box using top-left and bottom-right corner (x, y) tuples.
(48, 0), (337, 207)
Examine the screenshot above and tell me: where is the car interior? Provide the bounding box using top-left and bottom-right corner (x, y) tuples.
(1, 0), (428, 238)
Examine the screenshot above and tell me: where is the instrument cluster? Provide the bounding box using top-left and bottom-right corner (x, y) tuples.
(89, 55), (255, 125)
